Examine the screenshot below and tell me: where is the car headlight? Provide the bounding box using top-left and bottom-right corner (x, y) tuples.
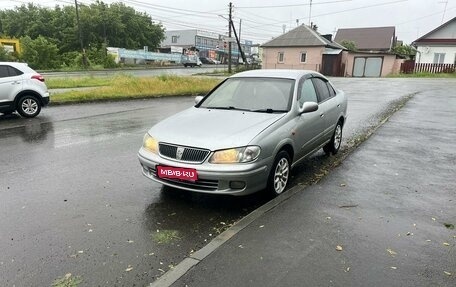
(143, 134), (158, 154)
(209, 146), (261, 164)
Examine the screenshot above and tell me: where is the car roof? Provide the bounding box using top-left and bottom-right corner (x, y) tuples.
(0, 62), (31, 69)
(0, 62), (27, 66)
(231, 69), (324, 80)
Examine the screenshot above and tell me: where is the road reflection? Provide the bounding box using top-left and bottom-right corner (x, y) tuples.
(0, 115), (54, 144)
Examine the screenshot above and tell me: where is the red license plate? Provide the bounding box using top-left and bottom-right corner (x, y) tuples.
(156, 166), (198, 182)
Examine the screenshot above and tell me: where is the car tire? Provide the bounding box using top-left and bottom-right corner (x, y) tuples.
(267, 150), (291, 196)
(323, 121), (343, 155)
(17, 95), (41, 118)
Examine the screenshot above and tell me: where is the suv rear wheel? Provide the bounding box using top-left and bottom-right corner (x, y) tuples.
(17, 95), (41, 118)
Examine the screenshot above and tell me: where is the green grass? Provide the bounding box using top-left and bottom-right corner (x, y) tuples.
(50, 75), (222, 104)
(47, 76), (113, 89)
(152, 230), (180, 244)
(52, 273), (82, 287)
(388, 72), (456, 78)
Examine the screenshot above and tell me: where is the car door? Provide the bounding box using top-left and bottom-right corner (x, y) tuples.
(293, 77), (326, 161)
(311, 77), (339, 141)
(0, 65), (23, 106)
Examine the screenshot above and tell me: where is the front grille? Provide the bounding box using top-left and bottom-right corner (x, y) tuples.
(159, 143), (210, 163)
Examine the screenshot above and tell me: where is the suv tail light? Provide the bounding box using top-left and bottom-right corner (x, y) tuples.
(31, 74), (45, 82)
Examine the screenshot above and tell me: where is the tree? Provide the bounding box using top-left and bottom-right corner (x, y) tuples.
(392, 44), (416, 59)
(21, 36), (59, 69)
(0, 45), (13, 61)
(0, 1), (165, 69)
(340, 40), (358, 52)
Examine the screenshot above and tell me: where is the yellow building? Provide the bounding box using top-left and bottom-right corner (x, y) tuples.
(0, 38), (21, 54)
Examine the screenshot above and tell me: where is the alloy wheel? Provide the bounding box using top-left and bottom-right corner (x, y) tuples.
(274, 158), (289, 194)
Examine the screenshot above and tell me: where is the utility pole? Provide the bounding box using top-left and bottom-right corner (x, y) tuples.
(74, 0), (87, 67)
(228, 2), (232, 73)
(230, 20), (246, 64)
(308, 0), (313, 25)
(439, 0), (448, 23)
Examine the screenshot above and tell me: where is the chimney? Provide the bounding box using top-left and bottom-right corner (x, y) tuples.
(322, 34), (332, 42)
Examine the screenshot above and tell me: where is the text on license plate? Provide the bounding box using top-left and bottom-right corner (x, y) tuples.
(156, 166), (198, 181)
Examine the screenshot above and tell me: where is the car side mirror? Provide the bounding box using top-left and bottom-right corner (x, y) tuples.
(195, 96), (204, 105)
(300, 102), (318, 114)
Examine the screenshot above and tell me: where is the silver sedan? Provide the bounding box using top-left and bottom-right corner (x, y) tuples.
(138, 69), (347, 196)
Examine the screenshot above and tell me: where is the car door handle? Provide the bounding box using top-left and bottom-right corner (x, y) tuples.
(12, 81), (20, 85)
(337, 104), (341, 107)
(320, 113), (325, 118)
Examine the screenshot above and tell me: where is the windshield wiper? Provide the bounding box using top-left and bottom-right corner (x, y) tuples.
(251, 108), (288, 113)
(206, 106), (251, 111)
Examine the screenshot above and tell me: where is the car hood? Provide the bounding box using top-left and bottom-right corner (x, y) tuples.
(148, 107), (285, 151)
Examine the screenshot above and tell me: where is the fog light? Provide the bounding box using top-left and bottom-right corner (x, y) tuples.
(230, 181), (246, 189)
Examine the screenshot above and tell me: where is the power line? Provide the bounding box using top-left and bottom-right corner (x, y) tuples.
(248, 0), (407, 29)
(123, 0), (224, 16)
(236, 0), (352, 9)
(395, 6), (456, 26)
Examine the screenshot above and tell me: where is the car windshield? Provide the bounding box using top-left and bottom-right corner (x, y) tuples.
(199, 77), (295, 112)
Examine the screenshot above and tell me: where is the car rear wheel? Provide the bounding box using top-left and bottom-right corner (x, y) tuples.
(267, 151), (291, 196)
(17, 95), (41, 118)
(323, 121), (343, 155)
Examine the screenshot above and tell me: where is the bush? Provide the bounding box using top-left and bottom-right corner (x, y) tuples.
(20, 36), (60, 69)
(87, 46), (118, 69)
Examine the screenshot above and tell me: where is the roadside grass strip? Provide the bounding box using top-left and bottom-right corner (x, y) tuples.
(50, 75), (222, 104)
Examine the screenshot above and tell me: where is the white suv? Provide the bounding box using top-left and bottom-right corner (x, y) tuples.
(0, 62), (50, 118)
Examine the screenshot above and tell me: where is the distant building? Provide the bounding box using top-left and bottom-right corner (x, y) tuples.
(0, 38), (21, 54)
(260, 24), (404, 77)
(334, 26), (402, 77)
(261, 24), (345, 76)
(161, 29), (253, 63)
(412, 17), (456, 65)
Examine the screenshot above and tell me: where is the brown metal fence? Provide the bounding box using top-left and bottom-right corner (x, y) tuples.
(400, 62), (456, 74)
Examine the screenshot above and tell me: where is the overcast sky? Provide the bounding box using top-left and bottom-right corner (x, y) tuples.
(2, 0), (455, 44)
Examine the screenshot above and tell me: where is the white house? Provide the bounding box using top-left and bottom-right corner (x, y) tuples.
(413, 17), (456, 65)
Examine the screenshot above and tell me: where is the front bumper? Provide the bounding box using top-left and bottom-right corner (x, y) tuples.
(138, 148), (270, 196)
(41, 93), (50, 106)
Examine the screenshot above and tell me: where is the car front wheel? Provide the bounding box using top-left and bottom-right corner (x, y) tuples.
(323, 121), (343, 155)
(267, 150), (291, 196)
(17, 95), (41, 118)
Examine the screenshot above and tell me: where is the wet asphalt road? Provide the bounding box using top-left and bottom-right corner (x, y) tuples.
(0, 78), (449, 286)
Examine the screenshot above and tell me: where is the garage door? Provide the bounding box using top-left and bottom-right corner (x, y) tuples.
(353, 57), (383, 77)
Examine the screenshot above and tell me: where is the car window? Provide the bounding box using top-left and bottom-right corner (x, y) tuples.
(327, 82), (336, 97)
(298, 79), (318, 108)
(0, 65), (9, 78)
(0, 65), (24, 78)
(8, 66), (23, 76)
(200, 77), (294, 112)
(311, 78), (331, 103)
